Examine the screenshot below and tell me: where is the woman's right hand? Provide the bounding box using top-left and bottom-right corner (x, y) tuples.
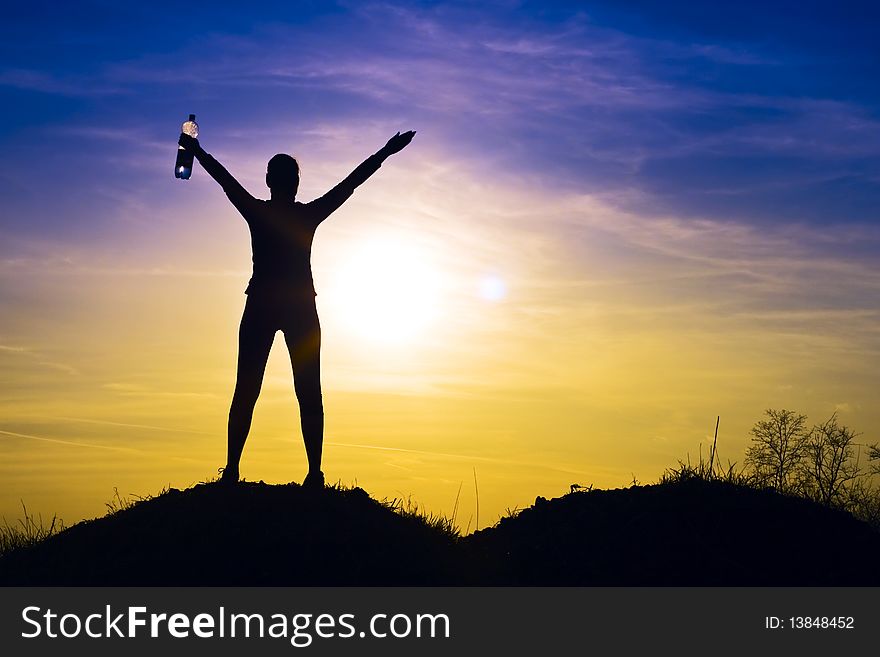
(178, 133), (201, 152)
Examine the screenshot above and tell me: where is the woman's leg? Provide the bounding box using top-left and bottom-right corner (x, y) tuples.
(226, 298), (276, 478)
(284, 308), (323, 477)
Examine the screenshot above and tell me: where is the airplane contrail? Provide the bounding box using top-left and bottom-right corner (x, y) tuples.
(326, 441), (498, 462)
(0, 429), (140, 453)
(0, 428), (207, 466)
(325, 441), (590, 477)
(51, 416), (214, 436)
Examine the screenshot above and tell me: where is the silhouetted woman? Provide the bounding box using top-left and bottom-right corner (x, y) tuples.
(178, 129), (416, 488)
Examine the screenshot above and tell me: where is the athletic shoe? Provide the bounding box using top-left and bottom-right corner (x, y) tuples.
(302, 470), (325, 490)
(218, 466), (239, 484)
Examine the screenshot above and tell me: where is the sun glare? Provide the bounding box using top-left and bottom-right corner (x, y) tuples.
(324, 238), (442, 343)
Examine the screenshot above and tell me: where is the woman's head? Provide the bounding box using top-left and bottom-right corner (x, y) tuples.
(266, 153), (300, 196)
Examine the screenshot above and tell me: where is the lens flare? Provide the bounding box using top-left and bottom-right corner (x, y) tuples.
(478, 275), (507, 302)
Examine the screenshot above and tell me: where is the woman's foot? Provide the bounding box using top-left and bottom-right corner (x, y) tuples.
(218, 465), (239, 484)
(302, 470), (324, 490)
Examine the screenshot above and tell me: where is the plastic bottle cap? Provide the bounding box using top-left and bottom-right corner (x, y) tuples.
(188, 114), (196, 121)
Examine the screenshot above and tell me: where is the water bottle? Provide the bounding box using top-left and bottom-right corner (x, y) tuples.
(175, 114), (199, 179)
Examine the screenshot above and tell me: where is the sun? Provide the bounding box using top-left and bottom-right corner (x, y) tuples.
(322, 237), (442, 344)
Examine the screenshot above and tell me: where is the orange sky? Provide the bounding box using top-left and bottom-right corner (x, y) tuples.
(3, 3), (880, 532)
(3, 137), (879, 530)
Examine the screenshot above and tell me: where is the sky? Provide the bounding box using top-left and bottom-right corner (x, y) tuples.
(2, 0), (879, 530)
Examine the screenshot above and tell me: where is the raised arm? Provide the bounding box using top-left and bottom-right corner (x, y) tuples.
(307, 130), (416, 221)
(178, 133), (255, 212)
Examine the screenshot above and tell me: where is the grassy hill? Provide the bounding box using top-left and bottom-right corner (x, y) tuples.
(463, 479), (879, 585)
(2, 478), (878, 585)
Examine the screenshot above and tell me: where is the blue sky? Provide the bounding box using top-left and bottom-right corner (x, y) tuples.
(2, 0), (880, 242)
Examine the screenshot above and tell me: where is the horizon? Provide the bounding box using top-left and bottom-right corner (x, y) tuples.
(2, 1), (880, 529)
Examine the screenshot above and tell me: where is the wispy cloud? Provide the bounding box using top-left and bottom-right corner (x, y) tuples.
(101, 383), (218, 400)
(98, 3), (880, 225)
(6, 2), (876, 231)
(326, 440), (593, 478)
(0, 68), (125, 96)
(53, 416), (214, 436)
(0, 343), (79, 376)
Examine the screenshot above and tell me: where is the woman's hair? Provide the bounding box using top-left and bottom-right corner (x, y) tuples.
(266, 153), (300, 190)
